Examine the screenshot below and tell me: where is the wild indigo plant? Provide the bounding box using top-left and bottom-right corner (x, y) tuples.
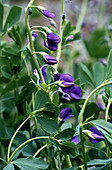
(0, 0), (112, 170)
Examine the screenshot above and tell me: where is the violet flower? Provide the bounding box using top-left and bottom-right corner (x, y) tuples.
(96, 101), (103, 110)
(44, 55), (58, 65)
(54, 73), (82, 102)
(60, 107), (73, 121)
(71, 135), (79, 144)
(62, 85), (82, 102)
(42, 9), (55, 18)
(40, 65), (47, 82)
(89, 126), (105, 143)
(44, 32), (61, 51)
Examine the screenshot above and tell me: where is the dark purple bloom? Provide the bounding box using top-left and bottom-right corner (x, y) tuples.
(54, 73), (82, 102)
(71, 135), (79, 144)
(40, 65), (46, 82)
(60, 107), (73, 121)
(28, 8), (32, 15)
(54, 73), (74, 87)
(44, 55), (58, 65)
(44, 32), (61, 51)
(62, 85), (82, 102)
(42, 9), (55, 18)
(44, 41), (58, 51)
(89, 126), (105, 143)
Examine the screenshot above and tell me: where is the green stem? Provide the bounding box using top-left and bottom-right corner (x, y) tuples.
(105, 98), (111, 122)
(79, 80), (112, 125)
(105, 98), (111, 170)
(8, 136), (49, 163)
(76, 0), (88, 32)
(65, 155), (72, 168)
(32, 93), (39, 133)
(33, 144), (47, 158)
(7, 115), (31, 162)
(56, 0), (64, 68)
(79, 127), (87, 170)
(25, 0), (45, 85)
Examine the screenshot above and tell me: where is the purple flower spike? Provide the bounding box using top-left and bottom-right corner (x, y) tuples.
(44, 32), (61, 51)
(60, 107), (73, 121)
(44, 55), (58, 65)
(89, 126), (105, 143)
(42, 9), (55, 18)
(71, 136), (79, 144)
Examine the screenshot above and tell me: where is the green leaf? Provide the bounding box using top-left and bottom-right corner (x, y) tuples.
(3, 163), (15, 170)
(61, 141), (78, 156)
(1, 66), (12, 79)
(106, 49), (112, 79)
(35, 90), (48, 110)
(38, 102), (60, 118)
(55, 128), (75, 140)
(0, 118), (9, 142)
(91, 119), (112, 134)
(87, 158), (112, 166)
(83, 102), (100, 122)
(93, 62), (106, 87)
(14, 157), (49, 170)
(37, 117), (59, 134)
(80, 63), (94, 85)
(3, 6), (22, 33)
(2, 47), (20, 57)
(0, 3), (4, 33)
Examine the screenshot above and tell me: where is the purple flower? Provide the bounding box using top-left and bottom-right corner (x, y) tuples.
(40, 65), (47, 82)
(60, 107), (73, 121)
(44, 32), (61, 51)
(54, 73), (74, 87)
(44, 55), (58, 65)
(34, 69), (38, 77)
(89, 126), (105, 143)
(62, 85), (82, 102)
(54, 73), (82, 102)
(42, 9), (55, 18)
(71, 135), (79, 144)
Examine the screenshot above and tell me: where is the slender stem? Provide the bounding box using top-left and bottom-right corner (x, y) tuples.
(7, 115), (31, 162)
(65, 155), (72, 168)
(105, 98), (111, 170)
(8, 136), (49, 163)
(25, 1), (45, 85)
(76, 0), (88, 32)
(79, 80), (112, 125)
(56, 0), (64, 68)
(32, 93), (39, 133)
(33, 144), (47, 158)
(105, 98), (111, 122)
(79, 127), (87, 170)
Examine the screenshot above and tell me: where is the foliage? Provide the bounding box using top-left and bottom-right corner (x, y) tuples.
(0, 0), (112, 170)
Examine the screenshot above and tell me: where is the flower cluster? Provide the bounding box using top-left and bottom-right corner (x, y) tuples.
(53, 73), (82, 102)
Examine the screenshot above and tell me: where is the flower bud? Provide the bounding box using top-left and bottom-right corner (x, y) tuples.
(28, 8), (32, 15)
(44, 55), (58, 65)
(36, 6), (55, 18)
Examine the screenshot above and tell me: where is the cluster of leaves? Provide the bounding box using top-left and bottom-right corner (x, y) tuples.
(0, 1), (112, 170)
